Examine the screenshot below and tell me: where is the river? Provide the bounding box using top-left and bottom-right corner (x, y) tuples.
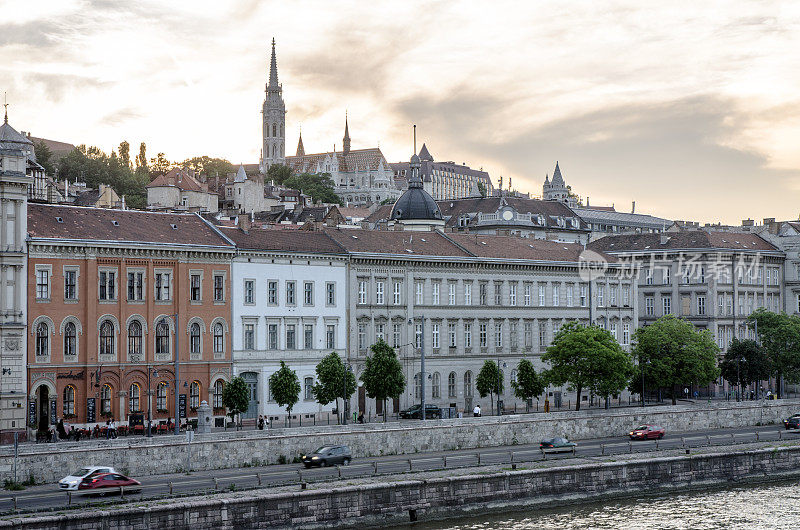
(403, 481), (800, 529)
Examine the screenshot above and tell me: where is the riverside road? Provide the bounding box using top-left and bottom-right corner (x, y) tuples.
(3, 424), (799, 515)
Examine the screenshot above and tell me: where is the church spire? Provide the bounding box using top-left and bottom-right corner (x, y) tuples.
(296, 128), (305, 157)
(268, 37), (279, 89)
(3, 92), (7, 124)
(342, 112), (351, 155)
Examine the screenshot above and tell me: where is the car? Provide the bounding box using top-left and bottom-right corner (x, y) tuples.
(399, 404), (442, 419)
(629, 424), (665, 440)
(59, 466), (116, 491)
(77, 472), (141, 494)
(301, 445), (352, 468)
(540, 437), (577, 452)
(783, 414), (800, 429)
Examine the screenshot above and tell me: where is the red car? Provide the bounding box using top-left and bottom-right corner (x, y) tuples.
(629, 424), (665, 440)
(78, 472), (141, 493)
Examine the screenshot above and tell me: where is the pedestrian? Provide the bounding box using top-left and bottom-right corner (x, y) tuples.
(258, 415), (264, 430)
(57, 418), (67, 440)
(473, 404), (481, 417)
(357, 412), (364, 424)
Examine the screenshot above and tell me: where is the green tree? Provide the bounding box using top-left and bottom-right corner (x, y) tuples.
(749, 309), (800, 396)
(33, 141), (55, 176)
(135, 142), (148, 173)
(511, 359), (546, 411)
(118, 141), (131, 170)
(632, 315), (720, 405)
(150, 152), (171, 175)
(180, 156), (233, 179)
(543, 321), (633, 411)
(269, 361), (301, 424)
(284, 172), (342, 205)
(719, 338), (771, 396)
(312, 352), (356, 424)
(360, 339), (405, 421)
(267, 163), (293, 184)
(222, 377), (250, 430)
(476, 360), (503, 414)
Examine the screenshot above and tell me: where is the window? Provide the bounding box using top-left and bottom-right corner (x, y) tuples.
(101, 384), (113, 414)
(449, 323), (457, 348)
(156, 321), (170, 355)
(539, 322), (547, 348)
(645, 268), (653, 285)
(99, 271), (115, 301)
(327, 324), (336, 349)
(156, 382), (168, 411)
(376, 281), (385, 305)
(479, 283), (487, 305)
(359, 323), (367, 350)
(190, 274), (201, 301)
(432, 373), (440, 398)
(286, 324), (296, 349)
(495, 322), (503, 348)
(64, 270), (77, 300)
(432, 323), (440, 349)
(326, 282), (336, 306)
(698, 296), (706, 316)
(494, 282), (502, 305)
(190, 322), (201, 355)
(432, 283), (440, 305)
(268, 281), (278, 305)
(509, 283), (517, 306)
(190, 381), (200, 409)
(664, 267), (671, 285)
(301, 323), (312, 349)
(524, 322), (532, 349)
(645, 297), (654, 316)
(393, 281), (402, 305)
(155, 272), (171, 301)
(359, 280), (368, 304)
(416, 282), (424, 305)
(552, 284), (560, 306)
(286, 281), (296, 305)
(598, 285), (604, 307)
(448, 372), (456, 398)
(268, 324), (278, 350)
(622, 323), (630, 346)
(129, 383), (140, 412)
(243, 280), (254, 304)
(663, 296), (672, 315)
(609, 285), (617, 306)
(610, 323), (618, 341)
(538, 284), (545, 306)
(464, 283), (472, 305)
(524, 284), (531, 306)
(414, 373), (422, 400)
(413, 323), (422, 349)
(213, 380), (224, 408)
(63, 385), (75, 416)
(304, 377), (314, 400)
(580, 284), (587, 307)
(464, 371), (473, 398)
(622, 286), (630, 306)
(510, 321), (518, 349)
(99, 320), (115, 356)
(464, 322), (472, 348)
(449, 283), (456, 305)
(213, 323), (224, 354)
(566, 285), (573, 307)
(127, 272), (144, 301)
(304, 282), (313, 305)
(375, 323), (385, 342)
(214, 275), (224, 302)
(36, 268), (50, 300)
(128, 321), (142, 357)
(479, 323), (487, 348)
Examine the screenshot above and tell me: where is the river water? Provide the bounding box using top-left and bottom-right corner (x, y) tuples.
(405, 481), (800, 529)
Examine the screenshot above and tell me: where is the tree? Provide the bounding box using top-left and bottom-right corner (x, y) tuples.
(360, 339), (405, 421)
(33, 141), (55, 176)
(269, 361), (301, 424)
(284, 172), (342, 205)
(476, 360), (503, 414)
(135, 142), (148, 173)
(118, 141), (131, 170)
(150, 152), (171, 175)
(632, 315), (720, 405)
(312, 352), (356, 424)
(719, 338), (771, 397)
(267, 163), (293, 184)
(511, 359), (546, 411)
(477, 181), (487, 198)
(543, 321), (633, 411)
(179, 156), (233, 179)
(222, 377), (250, 430)
(749, 309), (800, 396)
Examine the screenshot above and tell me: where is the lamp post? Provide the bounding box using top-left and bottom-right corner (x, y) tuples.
(146, 367), (157, 437)
(641, 355), (646, 408)
(496, 359), (506, 416)
(420, 316), (426, 421)
(343, 363), (352, 425)
(159, 315), (180, 435)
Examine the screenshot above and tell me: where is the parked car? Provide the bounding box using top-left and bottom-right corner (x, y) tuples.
(540, 437), (577, 452)
(783, 414), (800, 429)
(629, 424), (665, 440)
(59, 466), (116, 491)
(77, 472), (141, 494)
(301, 445), (352, 468)
(399, 404), (442, 419)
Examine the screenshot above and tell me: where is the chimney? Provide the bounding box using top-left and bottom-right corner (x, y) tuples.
(586, 196), (590, 207)
(742, 218), (754, 227)
(631, 200), (635, 214)
(239, 213), (251, 233)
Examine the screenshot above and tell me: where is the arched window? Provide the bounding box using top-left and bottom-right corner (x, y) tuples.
(213, 380), (224, 409)
(63, 385), (75, 416)
(128, 321), (142, 357)
(190, 381), (200, 409)
(99, 320), (114, 356)
(156, 321), (170, 355)
(63, 322), (76, 357)
(36, 322), (49, 356)
(414, 373), (422, 400)
(304, 377), (314, 400)
(101, 384), (112, 414)
(432, 372), (441, 399)
(272, 123), (277, 137)
(464, 371), (473, 398)
(156, 382), (168, 411)
(213, 323), (224, 354)
(190, 323), (201, 355)
(448, 372), (456, 398)
(129, 383), (140, 412)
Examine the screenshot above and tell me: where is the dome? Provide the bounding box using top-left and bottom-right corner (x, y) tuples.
(390, 186), (442, 221)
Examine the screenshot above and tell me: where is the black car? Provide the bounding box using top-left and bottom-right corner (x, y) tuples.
(399, 404), (442, 419)
(783, 414), (800, 430)
(301, 445), (352, 468)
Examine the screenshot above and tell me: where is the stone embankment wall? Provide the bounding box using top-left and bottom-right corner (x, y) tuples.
(2, 399), (798, 483)
(4, 445), (800, 529)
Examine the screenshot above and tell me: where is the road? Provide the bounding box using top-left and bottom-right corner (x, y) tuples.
(2, 423), (798, 515)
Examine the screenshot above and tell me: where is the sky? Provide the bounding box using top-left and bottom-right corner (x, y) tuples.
(1, 0), (799, 224)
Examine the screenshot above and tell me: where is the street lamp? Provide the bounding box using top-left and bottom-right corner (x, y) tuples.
(145, 367), (168, 437)
(343, 364), (352, 425)
(496, 359), (506, 416)
(158, 315), (180, 435)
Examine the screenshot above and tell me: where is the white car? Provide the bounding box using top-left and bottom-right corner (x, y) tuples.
(58, 466), (116, 491)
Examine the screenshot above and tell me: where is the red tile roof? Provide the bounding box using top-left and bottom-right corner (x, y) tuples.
(324, 229), (471, 257)
(147, 168), (208, 192)
(445, 233), (604, 262)
(220, 227), (345, 254)
(588, 231), (778, 253)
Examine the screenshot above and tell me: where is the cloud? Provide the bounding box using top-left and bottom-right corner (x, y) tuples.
(100, 107), (143, 127)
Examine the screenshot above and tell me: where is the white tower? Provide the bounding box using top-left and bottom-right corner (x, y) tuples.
(260, 38), (286, 173)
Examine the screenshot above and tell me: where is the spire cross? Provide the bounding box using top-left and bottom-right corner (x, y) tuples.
(3, 92), (8, 124)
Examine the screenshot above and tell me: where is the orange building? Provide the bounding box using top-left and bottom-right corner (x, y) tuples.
(26, 204), (234, 435)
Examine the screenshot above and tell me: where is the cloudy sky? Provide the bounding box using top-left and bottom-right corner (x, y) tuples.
(2, 0), (799, 223)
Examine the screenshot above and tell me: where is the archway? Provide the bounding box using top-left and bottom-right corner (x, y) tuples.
(37, 385), (50, 432)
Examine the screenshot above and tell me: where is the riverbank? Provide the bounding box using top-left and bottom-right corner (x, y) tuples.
(2, 439), (800, 529)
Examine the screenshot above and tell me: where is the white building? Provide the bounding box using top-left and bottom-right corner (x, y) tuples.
(147, 168), (218, 213)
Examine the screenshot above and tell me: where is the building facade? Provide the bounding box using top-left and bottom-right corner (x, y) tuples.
(390, 144), (493, 201)
(26, 205), (234, 435)
(147, 168), (218, 213)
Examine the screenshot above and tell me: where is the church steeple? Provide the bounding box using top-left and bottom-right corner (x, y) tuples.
(268, 38), (279, 90)
(296, 128), (305, 157)
(342, 112), (351, 155)
(260, 38), (286, 173)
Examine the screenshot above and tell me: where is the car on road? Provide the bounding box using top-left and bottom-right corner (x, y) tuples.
(301, 445), (352, 468)
(629, 424), (665, 440)
(399, 404), (442, 419)
(58, 466), (116, 491)
(783, 414), (800, 429)
(540, 437), (577, 452)
(77, 472), (141, 494)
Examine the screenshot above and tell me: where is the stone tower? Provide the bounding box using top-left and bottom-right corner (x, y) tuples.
(342, 113), (351, 156)
(260, 38), (286, 173)
(542, 161), (576, 206)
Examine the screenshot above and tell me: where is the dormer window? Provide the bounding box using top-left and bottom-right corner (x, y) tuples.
(56, 217), (63, 223)
(171, 224), (178, 229)
(111, 220), (119, 226)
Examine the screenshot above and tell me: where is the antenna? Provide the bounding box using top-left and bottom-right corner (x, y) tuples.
(413, 124), (417, 153)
